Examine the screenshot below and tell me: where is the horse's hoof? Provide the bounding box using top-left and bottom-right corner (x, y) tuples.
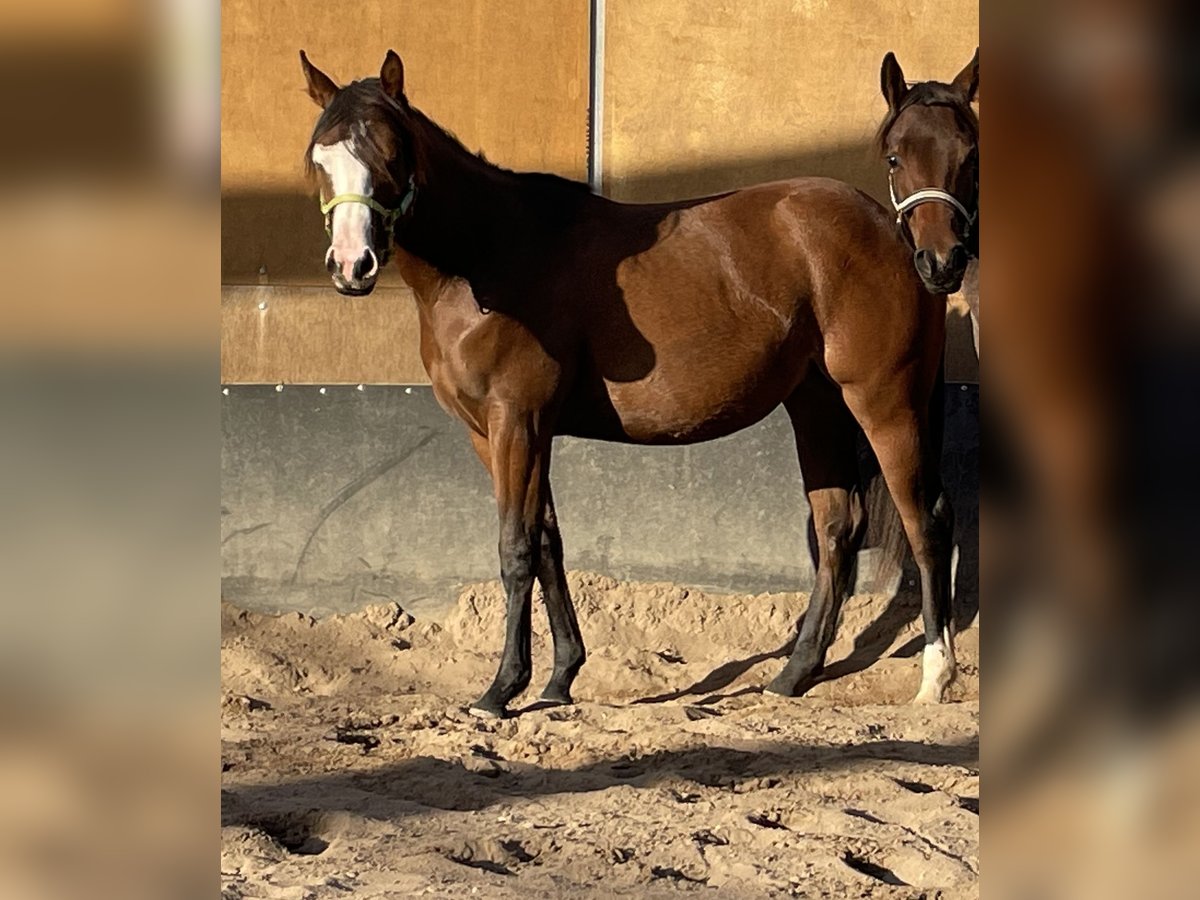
(914, 640), (956, 704)
(913, 671), (955, 704)
(468, 698), (508, 719)
(763, 676), (799, 697)
(765, 668), (821, 698)
(539, 687), (574, 706)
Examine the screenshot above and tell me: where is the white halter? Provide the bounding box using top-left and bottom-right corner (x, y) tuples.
(889, 171), (975, 227)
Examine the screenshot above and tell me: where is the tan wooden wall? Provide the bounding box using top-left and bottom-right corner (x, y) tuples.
(221, 0), (590, 287)
(601, 0), (978, 203)
(221, 1), (977, 384)
(221, 0), (590, 383)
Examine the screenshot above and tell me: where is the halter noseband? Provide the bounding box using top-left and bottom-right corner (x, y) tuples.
(320, 174), (416, 238)
(888, 171), (975, 228)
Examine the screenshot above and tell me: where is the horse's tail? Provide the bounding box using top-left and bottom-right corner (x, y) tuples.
(866, 471), (908, 595)
(850, 428), (908, 596)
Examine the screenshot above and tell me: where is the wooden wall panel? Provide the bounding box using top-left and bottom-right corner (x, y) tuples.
(221, 0), (590, 286)
(221, 287), (427, 384)
(221, 0), (590, 382)
(601, 0), (979, 381)
(601, 0), (978, 204)
(221, 1), (978, 384)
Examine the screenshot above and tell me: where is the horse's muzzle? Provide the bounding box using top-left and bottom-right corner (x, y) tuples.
(333, 277), (378, 296)
(328, 246), (380, 296)
(914, 244), (969, 295)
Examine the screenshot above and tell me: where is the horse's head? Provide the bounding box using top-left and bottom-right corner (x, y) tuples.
(879, 49), (978, 295)
(301, 50), (417, 297)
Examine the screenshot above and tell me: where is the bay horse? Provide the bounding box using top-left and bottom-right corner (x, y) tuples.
(299, 49), (956, 717)
(878, 49), (979, 353)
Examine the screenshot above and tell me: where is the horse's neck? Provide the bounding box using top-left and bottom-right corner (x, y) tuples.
(395, 127), (516, 282)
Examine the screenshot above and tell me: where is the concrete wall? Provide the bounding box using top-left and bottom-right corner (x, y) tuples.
(221, 286), (426, 385)
(222, 386), (812, 616)
(222, 384), (978, 616)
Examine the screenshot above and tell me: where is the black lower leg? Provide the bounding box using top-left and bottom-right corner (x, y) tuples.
(770, 381), (867, 698)
(920, 490), (955, 643)
(912, 488), (957, 702)
(767, 486), (862, 697)
(538, 505), (586, 703)
(767, 572), (840, 696)
(472, 526), (539, 717)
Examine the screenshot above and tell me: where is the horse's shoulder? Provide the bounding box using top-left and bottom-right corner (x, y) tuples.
(768, 177), (887, 221)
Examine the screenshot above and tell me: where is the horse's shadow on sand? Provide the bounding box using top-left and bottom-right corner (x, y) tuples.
(631, 643), (794, 706)
(628, 586), (926, 708)
(223, 736), (979, 832)
(631, 562), (971, 708)
(635, 384), (979, 706)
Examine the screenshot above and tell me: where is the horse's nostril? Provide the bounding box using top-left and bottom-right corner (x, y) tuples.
(947, 244), (968, 272)
(325, 247), (339, 275)
(352, 249), (378, 281)
(914, 249), (935, 280)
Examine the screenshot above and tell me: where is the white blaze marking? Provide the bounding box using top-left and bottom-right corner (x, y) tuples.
(311, 137), (372, 280)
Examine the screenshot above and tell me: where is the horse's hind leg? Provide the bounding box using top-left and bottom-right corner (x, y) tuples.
(766, 375), (866, 697)
(537, 481), (586, 704)
(843, 376), (956, 703)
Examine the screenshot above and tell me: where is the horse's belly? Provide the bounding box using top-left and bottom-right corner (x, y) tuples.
(572, 208), (817, 442)
(562, 356), (802, 444)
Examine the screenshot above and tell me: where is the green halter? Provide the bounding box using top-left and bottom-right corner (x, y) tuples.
(320, 175), (416, 237)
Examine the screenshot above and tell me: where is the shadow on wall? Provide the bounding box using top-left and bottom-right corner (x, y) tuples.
(221, 141), (890, 284)
(605, 139), (889, 205)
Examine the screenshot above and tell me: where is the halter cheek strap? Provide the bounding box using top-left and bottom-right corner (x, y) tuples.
(320, 175), (417, 237)
(889, 171), (975, 227)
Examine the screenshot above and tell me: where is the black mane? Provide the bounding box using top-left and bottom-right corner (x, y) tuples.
(304, 78), (593, 200)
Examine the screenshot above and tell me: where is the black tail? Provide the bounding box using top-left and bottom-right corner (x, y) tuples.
(863, 468), (906, 594)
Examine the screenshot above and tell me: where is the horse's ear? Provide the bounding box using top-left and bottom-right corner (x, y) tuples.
(381, 50), (405, 102)
(880, 52), (908, 111)
(300, 50), (338, 109)
(952, 47), (979, 104)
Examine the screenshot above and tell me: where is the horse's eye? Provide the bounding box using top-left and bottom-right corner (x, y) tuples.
(886, 155), (900, 169)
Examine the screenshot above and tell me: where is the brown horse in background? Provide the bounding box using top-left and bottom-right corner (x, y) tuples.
(878, 49), (979, 353)
(299, 49), (956, 717)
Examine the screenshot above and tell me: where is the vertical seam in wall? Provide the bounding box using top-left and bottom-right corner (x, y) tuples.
(588, 0), (606, 193)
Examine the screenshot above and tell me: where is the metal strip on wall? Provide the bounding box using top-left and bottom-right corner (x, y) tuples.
(588, 0), (606, 193)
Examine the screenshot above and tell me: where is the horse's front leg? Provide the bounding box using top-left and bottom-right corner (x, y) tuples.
(537, 483), (586, 704)
(469, 408), (548, 718)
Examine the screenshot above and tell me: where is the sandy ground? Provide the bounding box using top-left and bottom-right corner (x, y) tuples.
(221, 573), (978, 899)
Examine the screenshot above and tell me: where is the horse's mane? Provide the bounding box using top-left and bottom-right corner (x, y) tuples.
(304, 78), (592, 201)
(875, 81), (979, 151)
